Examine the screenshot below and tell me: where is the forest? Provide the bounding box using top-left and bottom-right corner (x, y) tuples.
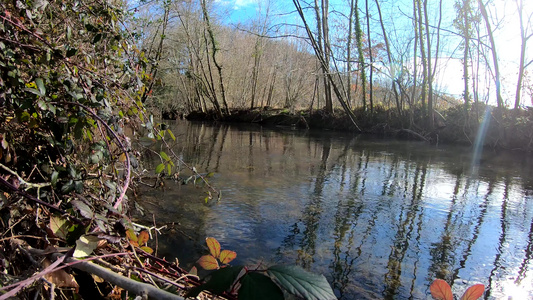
(138, 0), (533, 149)
(0, 0), (531, 299)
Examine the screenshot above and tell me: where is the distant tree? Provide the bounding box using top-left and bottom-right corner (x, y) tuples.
(454, 0), (477, 111)
(477, 0), (503, 107)
(514, 0), (533, 109)
(354, 0), (367, 111)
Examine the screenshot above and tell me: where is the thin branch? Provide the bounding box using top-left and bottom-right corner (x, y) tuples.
(0, 163), (51, 191)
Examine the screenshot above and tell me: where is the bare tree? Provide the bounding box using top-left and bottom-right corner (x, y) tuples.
(200, 0), (230, 115)
(354, 0), (367, 110)
(293, 0), (362, 131)
(477, 0), (503, 107)
(366, 0), (374, 113)
(514, 0), (533, 108)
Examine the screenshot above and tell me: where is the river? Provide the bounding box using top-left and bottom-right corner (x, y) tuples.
(136, 120), (533, 299)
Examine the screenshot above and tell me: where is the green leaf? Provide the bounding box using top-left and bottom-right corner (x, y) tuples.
(160, 151), (170, 161)
(267, 265), (337, 300)
(126, 229), (138, 244)
(35, 78), (46, 95)
(140, 246), (153, 254)
(90, 150), (104, 164)
(167, 129), (176, 141)
(155, 163), (165, 174)
(61, 180), (75, 194)
(167, 163), (172, 176)
(239, 272), (284, 300)
(185, 266), (244, 298)
(51, 171), (59, 186)
(70, 199), (94, 219)
(49, 215), (69, 239)
(73, 235), (100, 258)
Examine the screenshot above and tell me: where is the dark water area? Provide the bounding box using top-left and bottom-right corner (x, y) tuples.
(136, 120), (533, 299)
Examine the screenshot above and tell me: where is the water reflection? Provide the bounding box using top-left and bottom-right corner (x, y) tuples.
(137, 121), (533, 299)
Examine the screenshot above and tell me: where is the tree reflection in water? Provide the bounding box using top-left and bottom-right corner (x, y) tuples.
(139, 121), (533, 299)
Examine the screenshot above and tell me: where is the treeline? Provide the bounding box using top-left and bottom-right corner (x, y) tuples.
(135, 0), (532, 133)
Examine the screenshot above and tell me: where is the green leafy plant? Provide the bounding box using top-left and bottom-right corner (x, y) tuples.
(187, 237), (337, 300)
(430, 279), (484, 300)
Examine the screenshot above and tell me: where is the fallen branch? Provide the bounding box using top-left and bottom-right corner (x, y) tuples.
(398, 128), (429, 142)
(28, 248), (185, 300)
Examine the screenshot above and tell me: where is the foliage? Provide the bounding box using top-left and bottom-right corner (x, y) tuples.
(0, 0), (186, 298)
(126, 229), (154, 254)
(430, 279), (484, 300)
(188, 237), (337, 300)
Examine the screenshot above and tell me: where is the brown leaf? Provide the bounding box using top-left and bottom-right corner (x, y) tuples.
(430, 279), (453, 300)
(219, 250), (237, 264)
(137, 231), (149, 246)
(42, 258), (79, 292)
(206, 237), (220, 259)
(189, 266), (198, 276)
(460, 284), (485, 300)
(197, 255), (219, 270)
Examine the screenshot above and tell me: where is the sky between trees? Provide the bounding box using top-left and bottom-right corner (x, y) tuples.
(216, 0), (532, 106)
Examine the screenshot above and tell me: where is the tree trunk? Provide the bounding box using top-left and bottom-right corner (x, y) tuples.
(423, 0), (434, 129)
(375, 0), (401, 117)
(355, 0), (367, 111)
(366, 0), (373, 114)
(416, 0), (427, 115)
(477, 0), (503, 107)
(514, 0), (532, 109)
(201, 0), (229, 115)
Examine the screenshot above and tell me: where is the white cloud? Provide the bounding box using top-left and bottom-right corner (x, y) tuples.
(233, 0), (258, 9)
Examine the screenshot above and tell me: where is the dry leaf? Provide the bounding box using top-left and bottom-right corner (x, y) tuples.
(91, 274), (105, 283)
(42, 258), (79, 292)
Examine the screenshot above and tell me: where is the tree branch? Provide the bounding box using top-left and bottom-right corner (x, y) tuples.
(27, 249), (185, 300)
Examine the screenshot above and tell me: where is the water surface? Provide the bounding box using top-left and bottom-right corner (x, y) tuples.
(137, 121), (533, 299)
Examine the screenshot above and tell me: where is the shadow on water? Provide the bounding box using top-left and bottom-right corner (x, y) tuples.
(135, 120), (533, 299)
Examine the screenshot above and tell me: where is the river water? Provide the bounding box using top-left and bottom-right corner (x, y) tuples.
(136, 120), (533, 299)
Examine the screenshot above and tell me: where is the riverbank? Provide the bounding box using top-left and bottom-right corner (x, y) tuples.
(182, 105), (533, 152)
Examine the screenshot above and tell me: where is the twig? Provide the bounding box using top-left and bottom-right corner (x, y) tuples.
(134, 267), (187, 290)
(0, 163), (51, 191)
(0, 254), (66, 299)
(132, 222), (167, 239)
(0, 176), (83, 225)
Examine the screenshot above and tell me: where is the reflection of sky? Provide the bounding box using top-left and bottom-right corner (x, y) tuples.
(144, 123), (533, 299)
